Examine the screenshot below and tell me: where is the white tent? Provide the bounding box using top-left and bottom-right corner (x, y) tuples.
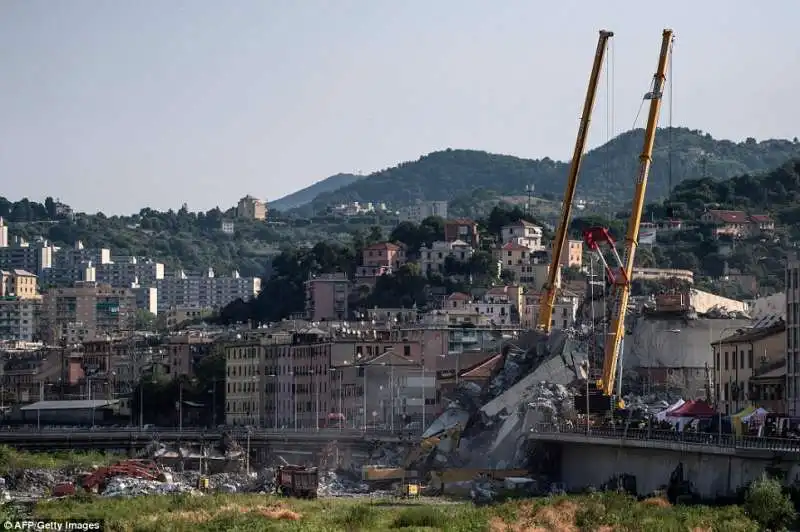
(655, 399), (685, 421)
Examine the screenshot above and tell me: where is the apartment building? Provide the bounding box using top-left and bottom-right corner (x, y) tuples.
(0, 237), (54, 275)
(398, 201), (448, 224)
(500, 221), (543, 250)
(155, 269), (260, 313)
(305, 273), (349, 321)
(333, 349), (434, 429)
(559, 240), (583, 268)
(712, 321), (786, 415)
(787, 255), (800, 416)
(444, 219), (479, 248)
(0, 218), (6, 248)
(419, 240), (473, 275)
(236, 195), (268, 221)
(162, 334), (215, 378)
(96, 256), (165, 287)
(0, 347), (64, 403)
(40, 282), (136, 343)
(224, 329), (332, 428)
(522, 290), (580, 330)
(0, 269), (41, 342)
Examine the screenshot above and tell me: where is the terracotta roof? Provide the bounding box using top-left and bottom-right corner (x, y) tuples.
(707, 210), (749, 224)
(447, 292), (470, 300)
(364, 242), (400, 251)
(501, 242), (528, 251)
(486, 287), (509, 296)
(749, 214), (772, 223)
(447, 218), (476, 225)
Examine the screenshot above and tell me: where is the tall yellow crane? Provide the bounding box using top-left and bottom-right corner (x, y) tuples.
(537, 30), (614, 333)
(579, 29), (674, 412)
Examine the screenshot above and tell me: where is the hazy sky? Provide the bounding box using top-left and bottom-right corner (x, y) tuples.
(1, 1), (797, 215)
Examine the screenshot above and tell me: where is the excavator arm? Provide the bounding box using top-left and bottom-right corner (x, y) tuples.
(576, 29), (674, 412)
(537, 30), (613, 333)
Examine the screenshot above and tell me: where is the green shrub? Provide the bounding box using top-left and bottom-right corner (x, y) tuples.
(744, 476), (796, 531)
(335, 503), (379, 530)
(391, 506), (448, 528)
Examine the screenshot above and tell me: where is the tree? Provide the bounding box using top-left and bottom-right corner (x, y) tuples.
(134, 309), (157, 331)
(744, 476), (796, 531)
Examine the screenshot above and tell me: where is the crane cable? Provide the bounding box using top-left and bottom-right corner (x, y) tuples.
(668, 36), (675, 197)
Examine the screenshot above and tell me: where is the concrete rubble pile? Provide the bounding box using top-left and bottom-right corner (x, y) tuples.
(6, 469), (72, 498)
(101, 476), (197, 498)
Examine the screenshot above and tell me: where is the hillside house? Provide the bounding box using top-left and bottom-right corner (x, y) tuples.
(444, 219), (480, 248)
(419, 240), (473, 275)
(362, 242), (406, 269)
(700, 210), (774, 239)
(500, 221), (543, 250)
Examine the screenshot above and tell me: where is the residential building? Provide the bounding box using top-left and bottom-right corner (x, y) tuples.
(96, 257), (165, 287)
(522, 290), (580, 330)
(224, 329), (332, 428)
(333, 349), (433, 429)
(632, 267), (694, 285)
(399, 201), (448, 224)
(712, 321), (786, 415)
(559, 240), (583, 268)
(748, 214), (775, 236)
(162, 306), (211, 329)
(40, 282), (136, 343)
(132, 286), (158, 316)
(362, 242), (407, 269)
(787, 255), (800, 416)
(155, 269), (260, 313)
(236, 195), (268, 221)
(0, 218), (7, 248)
(500, 221), (543, 250)
(700, 210), (772, 239)
(0, 346), (64, 403)
(221, 221), (235, 235)
(0, 237), (54, 275)
(305, 273), (349, 321)
(163, 334), (215, 378)
(419, 240), (473, 275)
(0, 270), (41, 341)
(444, 219), (480, 248)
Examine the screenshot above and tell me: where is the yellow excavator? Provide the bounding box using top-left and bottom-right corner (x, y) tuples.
(575, 29), (675, 414)
(537, 30), (614, 333)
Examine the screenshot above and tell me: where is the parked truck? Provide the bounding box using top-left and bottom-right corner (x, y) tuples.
(274, 465), (319, 498)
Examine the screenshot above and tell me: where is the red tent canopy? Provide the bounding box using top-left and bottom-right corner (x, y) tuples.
(667, 400), (716, 418)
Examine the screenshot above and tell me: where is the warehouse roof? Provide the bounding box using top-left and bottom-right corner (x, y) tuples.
(20, 399), (120, 411)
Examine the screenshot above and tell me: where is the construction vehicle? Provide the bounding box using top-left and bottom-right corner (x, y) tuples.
(537, 30), (614, 333)
(576, 29), (674, 414)
(274, 464), (319, 499)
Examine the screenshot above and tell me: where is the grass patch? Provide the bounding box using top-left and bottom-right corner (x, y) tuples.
(32, 491), (759, 532)
(0, 445), (116, 474)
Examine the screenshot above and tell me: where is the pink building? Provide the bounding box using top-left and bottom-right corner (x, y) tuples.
(305, 273), (349, 321)
(362, 242), (406, 269)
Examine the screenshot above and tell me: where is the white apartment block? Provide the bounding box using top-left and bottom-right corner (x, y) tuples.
(501, 220), (544, 250)
(155, 269), (261, 313)
(419, 240), (473, 275)
(399, 201), (448, 224)
(787, 255), (800, 416)
(97, 256), (165, 287)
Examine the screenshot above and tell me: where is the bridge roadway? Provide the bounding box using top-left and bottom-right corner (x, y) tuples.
(528, 423), (800, 498)
(0, 427), (409, 451)
(528, 423), (800, 457)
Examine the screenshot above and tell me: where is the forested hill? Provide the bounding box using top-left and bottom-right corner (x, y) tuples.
(271, 173), (362, 211)
(309, 128), (800, 209)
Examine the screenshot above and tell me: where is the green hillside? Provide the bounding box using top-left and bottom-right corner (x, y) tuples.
(271, 173), (363, 211)
(309, 128), (800, 209)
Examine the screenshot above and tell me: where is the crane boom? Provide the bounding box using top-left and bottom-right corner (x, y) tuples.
(599, 29), (674, 396)
(537, 30), (613, 333)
